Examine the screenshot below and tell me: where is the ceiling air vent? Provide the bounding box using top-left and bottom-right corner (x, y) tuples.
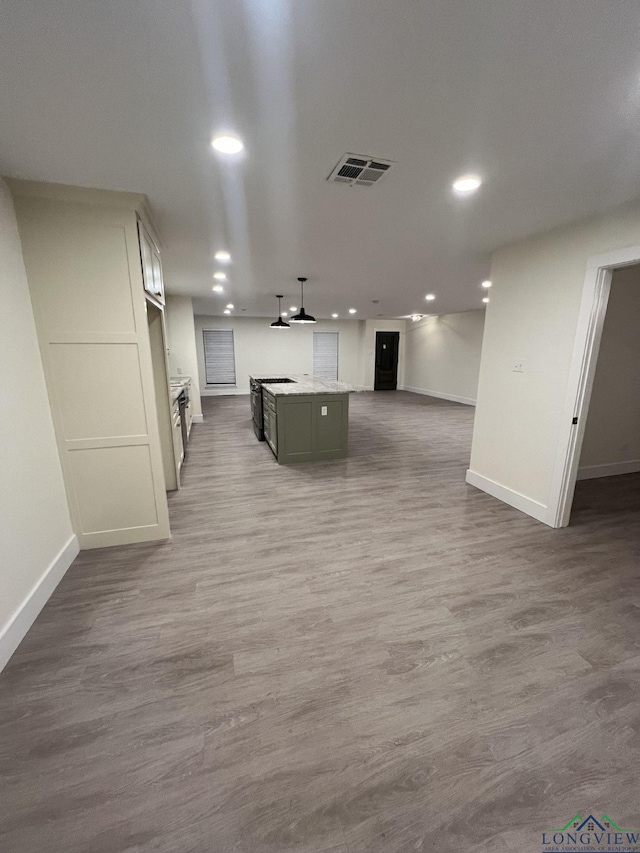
(328, 153), (394, 187)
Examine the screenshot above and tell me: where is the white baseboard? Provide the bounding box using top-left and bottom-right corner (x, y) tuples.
(201, 388), (249, 396)
(0, 534), (79, 673)
(192, 414), (204, 423)
(401, 385), (476, 406)
(577, 459), (640, 480)
(465, 469), (549, 525)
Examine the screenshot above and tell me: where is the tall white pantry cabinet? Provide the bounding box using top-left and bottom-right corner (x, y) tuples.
(9, 179), (171, 549)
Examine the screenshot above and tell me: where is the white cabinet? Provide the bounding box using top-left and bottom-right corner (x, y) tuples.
(138, 220), (164, 306)
(10, 179), (171, 549)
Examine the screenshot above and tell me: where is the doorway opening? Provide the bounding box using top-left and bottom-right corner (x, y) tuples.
(374, 331), (399, 390)
(548, 244), (640, 527)
(572, 263), (640, 517)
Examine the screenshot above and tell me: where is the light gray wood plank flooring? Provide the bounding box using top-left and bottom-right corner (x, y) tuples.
(1, 391), (639, 852)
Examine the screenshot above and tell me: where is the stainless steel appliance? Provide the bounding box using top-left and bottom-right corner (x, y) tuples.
(177, 389), (189, 460)
(250, 377), (295, 440)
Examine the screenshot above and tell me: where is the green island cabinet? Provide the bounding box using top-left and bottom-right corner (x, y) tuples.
(262, 388), (350, 464)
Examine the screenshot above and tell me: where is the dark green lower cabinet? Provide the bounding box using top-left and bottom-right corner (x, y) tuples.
(263, 396), (277, 455)
(262, 390), (349, 464)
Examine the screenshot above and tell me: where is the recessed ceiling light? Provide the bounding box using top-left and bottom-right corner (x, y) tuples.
(213, 272), (227, 281)
(452, 174), (482, 194)
(281, 311), (288, 317)
(226, 303), (234, 309)
(332, 313), (339, 318)
(223, 309), (231, 314)
(215, 251), (231, 262)
(348, 308), (357, 314)
(212, 135), (244, 154)
(289, 306), (297, 312)
(482, 297), (490, 303)
(212, 284), (224, 293)
(482, 280), (492, 288)
(425, 294), (436, 301)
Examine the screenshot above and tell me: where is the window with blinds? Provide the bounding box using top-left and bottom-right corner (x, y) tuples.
(203, 329), (236, 385)
(313, 331), (339, 380)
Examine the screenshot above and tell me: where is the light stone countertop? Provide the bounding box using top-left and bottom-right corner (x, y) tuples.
(169, 376), (191, 404)
(251, 374), (361, 396)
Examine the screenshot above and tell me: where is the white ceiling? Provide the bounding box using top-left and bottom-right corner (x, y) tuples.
(2, 1), (640, 319)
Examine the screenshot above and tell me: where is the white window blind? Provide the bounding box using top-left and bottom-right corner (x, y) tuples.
(313, 331), (339, 380)
(203, 329), (236, 385)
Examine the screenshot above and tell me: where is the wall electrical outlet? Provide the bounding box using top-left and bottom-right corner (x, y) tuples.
(321, 406), (328, 416)
(513, 360), (524, 373)
(177, 367), (183, 374)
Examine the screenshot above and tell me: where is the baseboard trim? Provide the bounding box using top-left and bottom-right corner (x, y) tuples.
(192, 414), (204, 423)
(401, 385), (476, 406)
(577, 459), (640, 480)
(465, 469), (549, 525)
(0, 533), (79, 673)
(79, 524), (170, 550)
(201, 388), (250, 396)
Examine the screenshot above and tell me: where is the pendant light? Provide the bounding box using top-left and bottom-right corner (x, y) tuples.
(290, 277), (316, 324)
(270, 294), (290, 329)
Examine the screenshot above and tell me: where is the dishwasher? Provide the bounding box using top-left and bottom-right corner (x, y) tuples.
(177, 389), (189, 461)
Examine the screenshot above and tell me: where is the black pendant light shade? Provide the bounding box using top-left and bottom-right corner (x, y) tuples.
(270, 294), (290, 329)
(290, 277), (316, 324)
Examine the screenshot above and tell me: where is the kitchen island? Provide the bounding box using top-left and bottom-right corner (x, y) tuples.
(250, 374), (357, 464)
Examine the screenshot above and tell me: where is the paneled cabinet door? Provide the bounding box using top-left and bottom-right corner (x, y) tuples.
(267, 408), (277, 454)
(138, 221), (164, 305)
(263, 408), (271, 443)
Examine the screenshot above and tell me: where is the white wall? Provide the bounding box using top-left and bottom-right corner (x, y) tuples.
(194, 315), (365, 393)
(403, 310), (485, 404)
(578, 264), (640, 478)
(468, 200), (640, 523)
(0, 178), (77, 671)
(165, 295), (203, 417)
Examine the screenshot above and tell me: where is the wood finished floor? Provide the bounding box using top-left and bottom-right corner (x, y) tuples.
(1, 391), (640, 853)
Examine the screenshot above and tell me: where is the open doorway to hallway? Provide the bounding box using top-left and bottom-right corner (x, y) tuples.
(571, 263), (640, 519)
(546, 241), (640, 529)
